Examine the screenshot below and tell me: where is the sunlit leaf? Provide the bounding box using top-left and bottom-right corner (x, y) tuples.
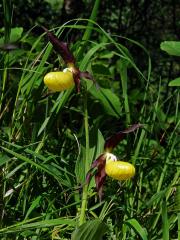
(0, 27), (23, 44)
(160, 41), (180, 56)
(168, 77), (180, 87)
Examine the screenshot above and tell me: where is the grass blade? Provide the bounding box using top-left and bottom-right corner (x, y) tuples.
(124, 218), (148, 240)
(162, 198), (169, 240)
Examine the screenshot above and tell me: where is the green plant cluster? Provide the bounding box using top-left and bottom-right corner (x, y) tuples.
(0, 0), (179, 239)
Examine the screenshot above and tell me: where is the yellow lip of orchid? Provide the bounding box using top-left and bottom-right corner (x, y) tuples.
(43, 68), (74, 92)
(105, 153), (135, 180)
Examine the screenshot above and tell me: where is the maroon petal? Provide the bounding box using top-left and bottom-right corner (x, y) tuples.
(104, 123), (143, 150)
(86, 154), (107, 201)
(42, 26), (75, 64)
(95, 163), (106, 201)
(73, 74), (81, 93)
(86, 154), (104, 185)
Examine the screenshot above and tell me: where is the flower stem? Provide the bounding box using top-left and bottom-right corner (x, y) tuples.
(79, 184), (88, 225)
(79, 91), (89, 225)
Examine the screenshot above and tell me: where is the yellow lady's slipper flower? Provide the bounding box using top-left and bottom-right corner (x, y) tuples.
(44, 69), (74, 92)
(43, 27), (95, 92)
(105, 153), (135, 180)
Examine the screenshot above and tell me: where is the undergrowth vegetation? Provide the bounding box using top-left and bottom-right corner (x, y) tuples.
(0, 0), (179, 239)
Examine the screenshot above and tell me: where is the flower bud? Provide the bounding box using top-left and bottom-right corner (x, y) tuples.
(44, 70), (74, 92)
(105, 153), (135, 180)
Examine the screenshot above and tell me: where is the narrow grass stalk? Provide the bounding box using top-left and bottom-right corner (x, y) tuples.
(82, 0), (101, 41)
(175, 91), (179, 122)
(162, 198), (169, 240)
(0, 0), (12, 113)
(0, 0), (12, 228)
(2, 0), (12, 43)
(77, 0), (101, 61)
(118, 60), (130, 125)
(0, 60), (8, 113)
(131, 128), (146, 165)
(152, 124), (179, 229)
(157, 130), (178, 193)
(178, 213), (180, 240)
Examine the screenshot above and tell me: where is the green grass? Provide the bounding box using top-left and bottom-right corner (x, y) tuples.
(0, 0), (179, 239)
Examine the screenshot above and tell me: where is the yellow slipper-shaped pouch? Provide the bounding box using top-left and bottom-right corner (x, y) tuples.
(105, 153), (135, 180)
(44, 70), (74, 92)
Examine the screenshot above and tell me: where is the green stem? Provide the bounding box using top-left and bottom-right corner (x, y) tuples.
(77, 0), (101, 227)
(79, 184), (88, 225)
(79, 92), (89, 226)
(84, 92), (90, 175)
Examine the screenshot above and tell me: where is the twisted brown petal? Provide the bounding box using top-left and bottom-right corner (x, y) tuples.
(105, 123), (143, 150)
(42, 26), (75, 64)
(86, 154), (107, 201)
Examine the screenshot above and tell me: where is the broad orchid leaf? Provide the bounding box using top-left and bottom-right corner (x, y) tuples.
(71, 219), (107, 240)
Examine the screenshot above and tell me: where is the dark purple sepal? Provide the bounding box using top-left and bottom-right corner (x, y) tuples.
(86, 154), (107, 201)
(95, 162), (106, 201)
(86, 154), (103, 185)
(71, 68), (81, 93)
(42, 26), (75, 64)
(104, 123), (143, 150)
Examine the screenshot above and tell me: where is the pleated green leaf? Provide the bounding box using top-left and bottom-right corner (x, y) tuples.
(71, 219), (107, 240)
